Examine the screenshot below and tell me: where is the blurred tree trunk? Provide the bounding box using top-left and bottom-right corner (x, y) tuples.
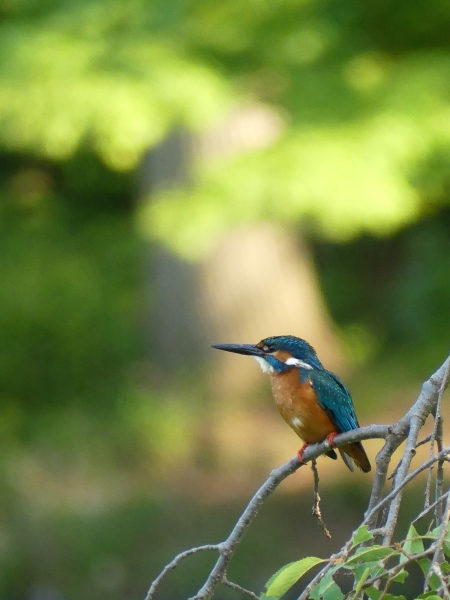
(140, 107), (345, 395)
(202, 223), (345, 398)
(139, 131), (208, 371)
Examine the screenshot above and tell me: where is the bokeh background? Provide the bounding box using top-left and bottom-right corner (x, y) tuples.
(1, 1), (450, 599)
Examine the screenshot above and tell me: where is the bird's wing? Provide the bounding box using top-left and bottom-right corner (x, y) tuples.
(309, 369), (359, 433)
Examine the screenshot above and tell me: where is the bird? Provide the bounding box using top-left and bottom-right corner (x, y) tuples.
(212, 335), (371, 473)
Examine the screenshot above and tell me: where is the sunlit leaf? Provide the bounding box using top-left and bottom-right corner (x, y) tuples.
(264, 557), (324, 598)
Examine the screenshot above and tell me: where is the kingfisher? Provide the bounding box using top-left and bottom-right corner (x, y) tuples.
(212, 335), (371, 473)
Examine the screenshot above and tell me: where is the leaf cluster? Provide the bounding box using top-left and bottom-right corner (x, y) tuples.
(261, 524), (450, 600)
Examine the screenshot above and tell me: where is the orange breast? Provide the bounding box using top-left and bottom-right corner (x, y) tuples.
(269, 369), (336, 444)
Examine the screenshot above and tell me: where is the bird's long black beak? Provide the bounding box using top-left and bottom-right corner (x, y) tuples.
(211, 343), (264, 357)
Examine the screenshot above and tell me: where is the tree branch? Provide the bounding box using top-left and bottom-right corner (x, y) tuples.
(145, 354), (450, 600)
(144, 545), (220, 600)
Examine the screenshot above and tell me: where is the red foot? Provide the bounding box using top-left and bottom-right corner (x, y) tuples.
(297, 443), (309, 463)
(326, 431), (338, 448)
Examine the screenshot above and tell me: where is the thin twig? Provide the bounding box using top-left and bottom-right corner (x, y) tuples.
(429, 564), (450, 600)
(365, 431), (403, 530)
(188, 457), (304, 600)
(387, 454), (403, 482)
(365, 446), (450, 531)
(433, 415), (445, 521)
(222, 577), (259, 599)
(431, 361), (450, 502)
(363, 356), (450, 531)
(425, 491), (450, 592)
(311, 459), (332, 539)
(412, 490), (450, 525)
(426, 358), (450, 518)
(144, 545), (220, 600)
(424, 456), (434, 510)
(362, 546), (435, 589)
(382, 414), (425, 545)
(416, 433), (434, 448)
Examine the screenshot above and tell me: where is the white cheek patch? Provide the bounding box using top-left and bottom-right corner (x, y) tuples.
(285, 357), (313, 370)
(252, 356), (275, 374)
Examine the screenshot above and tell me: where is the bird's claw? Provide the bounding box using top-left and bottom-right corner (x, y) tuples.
(325, 431), (338, 448)
(297, 443), (308, 463)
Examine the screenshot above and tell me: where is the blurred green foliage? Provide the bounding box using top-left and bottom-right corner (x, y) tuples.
(0, 152), (140, 417)
(315, 207), (450, 372)
(0, 0), (450, 599)
(1, 0), (450, 254)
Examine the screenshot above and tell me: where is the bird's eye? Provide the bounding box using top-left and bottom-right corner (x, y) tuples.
(262, 345), (271, 353)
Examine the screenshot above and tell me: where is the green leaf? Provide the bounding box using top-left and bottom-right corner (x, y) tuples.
(418, 558), (431, 577)
(264, 557), (324, 598)
(417, 559), (440, 591)
(391, 569), (408, 583)
(428, 524), (450, 556)
(351, 561), (384, 580)
(309, 586), (320, 600)
(309, 572), (343, 600)
(354, 566), (371, 594)
(400, 524), (424, 563)
(427, 526), (440, 539)
(415, 594), (443, 600)
(365, 587), (382, 600)
(346, 546), (398, 565)
(322, 582), (344, 600)
(351, 525), (374, 548)
(364, 586), (406, 600)
(317, 570), (335, 596)
(441, 561), (450, 574)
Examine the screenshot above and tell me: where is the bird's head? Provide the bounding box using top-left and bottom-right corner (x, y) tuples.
(212, 335), (323, 374)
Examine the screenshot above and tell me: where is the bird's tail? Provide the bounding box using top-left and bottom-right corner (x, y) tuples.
(339, 442), (371, 473)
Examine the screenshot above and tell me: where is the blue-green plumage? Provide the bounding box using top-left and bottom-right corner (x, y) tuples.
(308, 369), (359, 434)
(255, 336), (359, 434)
(212, 334), (371, 472)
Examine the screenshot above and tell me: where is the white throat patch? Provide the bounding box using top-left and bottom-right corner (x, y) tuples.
(285, 357), (313, 370)
(252, 356), (275, 374)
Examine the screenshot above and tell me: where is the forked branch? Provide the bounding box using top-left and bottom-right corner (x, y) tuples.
(145, 354), (450, 600)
